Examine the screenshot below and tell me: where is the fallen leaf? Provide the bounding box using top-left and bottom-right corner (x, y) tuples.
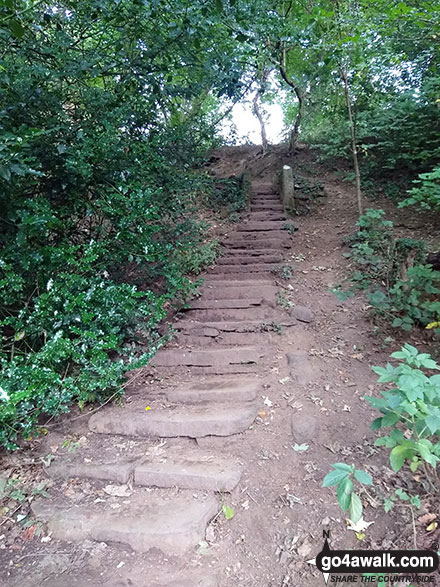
(426, 522), (438, 533)
(292, 443), (309, 452)
(346, 518), (374, 533)
(418, 513), (437, 525)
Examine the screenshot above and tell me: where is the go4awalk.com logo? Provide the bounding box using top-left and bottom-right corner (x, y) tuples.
(307, 531), (439, 584)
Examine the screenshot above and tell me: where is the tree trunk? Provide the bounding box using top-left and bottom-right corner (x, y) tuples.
(341, 68), (363, 216)
(252, 90), (268, 153)
(279, 48), (304, 153)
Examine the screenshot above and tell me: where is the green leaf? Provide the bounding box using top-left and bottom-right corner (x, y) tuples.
(222, 504), (235, 520)
(337, 477), (353, 511)
(332, 463), (354, 472)
(9, 18), (25, 39)
(322, 468), (350, 487)
(349, 493), (363, 523)
(354, 470), (373, 485)
(389, 445), (413, 472)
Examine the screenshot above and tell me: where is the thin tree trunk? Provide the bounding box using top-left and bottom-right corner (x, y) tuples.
(341, 68), (363, 216)
(279, 48), (304, 153)
(252, 90), (268, 153)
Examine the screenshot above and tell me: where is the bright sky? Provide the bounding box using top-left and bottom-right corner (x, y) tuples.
(219, 97), (286, 145)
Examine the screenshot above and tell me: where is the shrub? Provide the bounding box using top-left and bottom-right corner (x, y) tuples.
(367, 344), (440, 489)
(399, 165), (440, 213)
(335, 209), (440, 332)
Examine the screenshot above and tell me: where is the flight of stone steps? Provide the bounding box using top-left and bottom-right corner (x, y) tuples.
(31, 180), (295, 587)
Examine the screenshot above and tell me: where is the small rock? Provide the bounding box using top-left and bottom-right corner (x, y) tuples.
(291, 415), (316, 443)
(297, 539), (313, 558)
(291, 305), (314, 323)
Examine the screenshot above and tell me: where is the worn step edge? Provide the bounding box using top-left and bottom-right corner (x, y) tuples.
(32, 492), (218, 555)
(165, 377), (259, 403)
(173, 320), (295, 333)
(186, 298), (264, 310)
(89, 403), (258, 438)
(150, 346), (264, 367)
(46, 453), (242, 492)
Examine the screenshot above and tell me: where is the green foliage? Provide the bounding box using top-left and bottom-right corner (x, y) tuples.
(337, 209), (440, 331)
(207, 174), (250, 219)
(400, 165), (440, 213)
(0, 0), (250, 449)
(367, 344), (440, 481)
(322, 463), (373, 523)
(383, 488), (421, 513)
(271, 264), (293, 280)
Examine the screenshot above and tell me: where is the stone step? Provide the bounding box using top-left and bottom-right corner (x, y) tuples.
(202, 279), (274, 288)
(251, 183), (276, 193)
(45, 448), (242, 492)
(251, 198), (281, 204)
(204, 272), (274, 281)
(247, 212), (286, 221)
(223, 229), (291, 240)
(251, 203), (283, 209)
(182, 308), (276, 322)
(148, 571), (219, 587)
(187, 298), (265, 310)
(221, 238), (291, 249)
(150, 346), (264, 367)
(32, 490), (218, 555)
(236, 221), (287, 232)
(199, 285), (277, 301)
(165, 376), (259, 404)
(217, 254), (283, 265)
(220, 247), (284, 256)
(208, 263), (279, 274)
(173, 319), (295, 333)
(89, 401), (258, 438)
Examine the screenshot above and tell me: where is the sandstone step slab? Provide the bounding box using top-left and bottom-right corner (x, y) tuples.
(222, 230), (291, 241)
(208, 263), (279, 275)
(251, 203), (284, 210)
(199, 285), (277, 300)
(135, 452), (242, 492)
(251, 184), (276, 193)
(32, 570), (219, 587)
(173, 320), (295, 333)
(32, 491), (218, 555)
(150, 346), (264, 367)
(235, 221), (287, 232)
(45, 449), (241, 492)
(247, 212), (286, 221)
(203, 272), (274, 281)
(89, 402), (258, 438)
(220, 248), (284, 257)
(221, 238), (291, 250)
(165, 377), (259, 404)
(181, 308), (277, 322)
(187, 298), (264, 310)
(46, 460), (134, 484)
(202, 279), (274, 288)
(35, 570), (219, 587)
(217, 254), (283, 265)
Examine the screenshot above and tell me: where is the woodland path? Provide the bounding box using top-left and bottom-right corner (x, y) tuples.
(3, 147), (411, 587)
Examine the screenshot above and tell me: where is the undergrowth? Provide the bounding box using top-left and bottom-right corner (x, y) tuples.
(333, 209), (440, 333)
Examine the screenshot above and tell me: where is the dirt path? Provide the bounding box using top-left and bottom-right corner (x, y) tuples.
(1, 146), (433, 587)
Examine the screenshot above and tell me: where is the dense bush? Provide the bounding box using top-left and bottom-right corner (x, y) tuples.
(399, 165), (440, 213)
(335, 209), (440, 332)
(0, 0), (247, 449)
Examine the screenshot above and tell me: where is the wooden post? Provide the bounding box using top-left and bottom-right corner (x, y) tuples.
(282, 165), (295, 212)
